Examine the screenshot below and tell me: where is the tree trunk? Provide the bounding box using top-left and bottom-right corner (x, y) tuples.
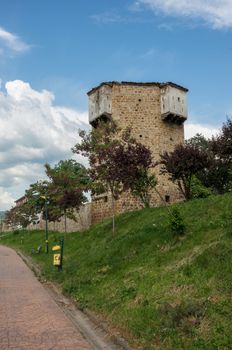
(64, 209), (67, 234)
(112, 194), (115, 235)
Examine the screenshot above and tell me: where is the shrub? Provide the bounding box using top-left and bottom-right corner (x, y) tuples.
(191, 176), (212, 199)
(169, 207), (186, 236)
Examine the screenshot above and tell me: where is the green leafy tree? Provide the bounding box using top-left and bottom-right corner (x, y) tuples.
(5, 203), (35, 229)
(169, 207), (186, 237)
(25, 180), (53, 222)
(129, 170), (157, 208)
(190, 176), (212, 199)
(8, 161), (89, 233)
(185, 133), (209, 150)
(45, 160), (90, 233)
(186, 120), (232, 194)
(211, 118), (232, 163)
(5, 181), (51, 229)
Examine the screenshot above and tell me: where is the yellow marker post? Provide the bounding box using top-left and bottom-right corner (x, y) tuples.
(53, 253), (61, 266)
(52, 238), (64, 270)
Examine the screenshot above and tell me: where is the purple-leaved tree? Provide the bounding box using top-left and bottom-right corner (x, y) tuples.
(73, 121), (156, 233)
(160, 144), (210, 200)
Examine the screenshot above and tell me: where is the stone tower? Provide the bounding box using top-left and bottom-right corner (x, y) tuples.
(87, 81), (188, 224)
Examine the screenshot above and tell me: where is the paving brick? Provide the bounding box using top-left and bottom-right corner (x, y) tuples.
(0, 245), (92, 350)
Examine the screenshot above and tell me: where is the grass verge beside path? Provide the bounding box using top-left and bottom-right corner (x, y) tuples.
(1, 193), (232, 350)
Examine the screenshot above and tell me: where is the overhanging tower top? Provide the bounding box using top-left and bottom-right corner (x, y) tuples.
(88, 81), (188, 126)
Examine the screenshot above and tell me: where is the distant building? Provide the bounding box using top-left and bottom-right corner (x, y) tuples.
(15, 195), (27, 207)
(88, 81), (188, 224)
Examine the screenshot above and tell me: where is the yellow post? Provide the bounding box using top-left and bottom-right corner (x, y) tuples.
(52, 245), (61, 266)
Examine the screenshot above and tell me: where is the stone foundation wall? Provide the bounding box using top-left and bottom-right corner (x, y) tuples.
(91, 184), (184, 225)
(28, 203), (91, 233)
(1, 203), (91, 234)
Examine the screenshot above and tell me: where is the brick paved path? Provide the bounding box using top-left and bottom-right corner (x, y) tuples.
(0, 245), (92, 350)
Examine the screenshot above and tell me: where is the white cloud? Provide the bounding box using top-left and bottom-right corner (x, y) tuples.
(137, 0), (232, 29)
(91, 11), (123, 23)
(0, 80), (89, 210)
(0, 79), (223, 210)
(0, 26), (30, 54)
(0, 163), (45, 188)
(185, 122), (219, 140)
(0, 188), (15, 210)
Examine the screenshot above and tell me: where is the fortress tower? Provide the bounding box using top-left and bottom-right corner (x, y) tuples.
(87, 81), (188, 224)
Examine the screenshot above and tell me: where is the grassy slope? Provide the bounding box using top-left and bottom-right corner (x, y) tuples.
(1, 194), (232, 350)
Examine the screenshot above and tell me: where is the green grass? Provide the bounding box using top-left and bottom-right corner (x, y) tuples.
(1, 193), (232, 349)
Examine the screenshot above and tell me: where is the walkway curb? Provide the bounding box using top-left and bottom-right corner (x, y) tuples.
(17, 250), (133, 350)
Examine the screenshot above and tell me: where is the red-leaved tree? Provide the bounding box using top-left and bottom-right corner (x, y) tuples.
(73, 121), (156, 233)
(160, 144), (210, 200)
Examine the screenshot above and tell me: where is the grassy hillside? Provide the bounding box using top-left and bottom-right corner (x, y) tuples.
(1, 194), (232, 349)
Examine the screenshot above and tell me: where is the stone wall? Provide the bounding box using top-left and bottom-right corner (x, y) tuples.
(28, 203), (91, 233)
(18, 203), (91, 232)
(0, 203), (91, 234)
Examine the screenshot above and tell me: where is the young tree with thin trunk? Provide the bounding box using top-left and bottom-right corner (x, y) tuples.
(45, 160), (89, 233)
(73, 121), (156, 233)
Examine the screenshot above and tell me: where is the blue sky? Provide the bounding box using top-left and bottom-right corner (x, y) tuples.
(0, 0), (232, 209)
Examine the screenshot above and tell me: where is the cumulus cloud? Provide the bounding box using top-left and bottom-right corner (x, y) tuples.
(0, 79), (222, 210)
(0, 188), (15, 210)
(0, 80), (89, 210)
(185, 122), (219, 140)
(0, 26), (30, 55)
(136, 0), (232, 29)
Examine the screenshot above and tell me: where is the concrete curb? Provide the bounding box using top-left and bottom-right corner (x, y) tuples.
(17, 251), (133, 350)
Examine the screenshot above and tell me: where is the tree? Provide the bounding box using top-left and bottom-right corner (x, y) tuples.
(8, 161), (89, 233)
(206, 118), (232, 193)
(211, 118), (232, 163)
(45, 160), (90, 233)
(25, 180), (54, 222)
(169, 207), (186, 237)
(5, 181), (51, 230)
(111, 129), (156, 208)
(200, 160), (231, 194)
(4, 196), (39, 229)
(185, 133), (209, 151)
(129, 170), (157, 208)
(5, 205), (30, 229)
(73, 121), (156, 233)
(160, 144), (210, 200)
(186, 120), (232, 194)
